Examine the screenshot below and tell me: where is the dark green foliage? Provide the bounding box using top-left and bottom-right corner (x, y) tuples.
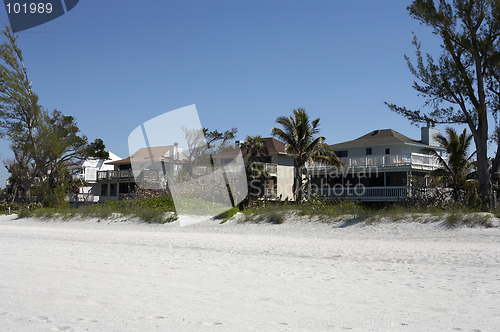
(424, 127), (478, 203)
(0, 202), (41, 213)
(240, 135), (270, 204)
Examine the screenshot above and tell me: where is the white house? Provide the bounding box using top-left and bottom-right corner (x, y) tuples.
(307, 122), (445, 201)
(69, 152), (121, 204)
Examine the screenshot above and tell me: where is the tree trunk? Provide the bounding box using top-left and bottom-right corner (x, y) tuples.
(293, 161), (302, 202)
(474, 132), (491, 207)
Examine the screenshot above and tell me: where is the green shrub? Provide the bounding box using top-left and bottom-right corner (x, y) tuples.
(132, 196), (175, 210)
(0, 202), (42, 213)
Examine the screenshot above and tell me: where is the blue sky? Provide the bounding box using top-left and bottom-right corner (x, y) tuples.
(0, 0), (448, 186)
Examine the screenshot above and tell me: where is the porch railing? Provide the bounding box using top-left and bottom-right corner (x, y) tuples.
(312, 186), (422, 201)
(308, 153), (444, 171)
(98, 169), (162, 181)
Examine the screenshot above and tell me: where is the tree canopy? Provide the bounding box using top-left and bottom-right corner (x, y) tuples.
(0, 26), (107, 206)
(386, 0), (500, 207)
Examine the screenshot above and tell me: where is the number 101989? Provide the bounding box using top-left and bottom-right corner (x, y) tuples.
(6, 2), (53, 14)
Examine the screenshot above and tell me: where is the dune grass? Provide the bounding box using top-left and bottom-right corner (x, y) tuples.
(10, 195), (500, 228)
(18, 197), (176, 224)
(241, 199), (498, 227)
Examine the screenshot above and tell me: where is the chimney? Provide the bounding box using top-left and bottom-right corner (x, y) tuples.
(171, 143), (182, 160)
(421, 121), (440, 146)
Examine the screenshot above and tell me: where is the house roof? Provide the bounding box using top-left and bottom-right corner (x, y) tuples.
(330, 129), (429, 150)
(213, 137), (287, 159)
(107, 146), (188, 165)
(65, 151), (122, 169)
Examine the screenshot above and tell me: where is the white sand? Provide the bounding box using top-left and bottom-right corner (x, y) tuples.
(0, 214), (499, 331)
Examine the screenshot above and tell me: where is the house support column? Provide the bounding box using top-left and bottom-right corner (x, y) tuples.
(307, 172), (311, 201)
(407, 170), (412, 197)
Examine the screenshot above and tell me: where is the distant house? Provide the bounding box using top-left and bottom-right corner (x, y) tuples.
(68, 152), (121, 204)
(212, 137), (295, 200)
(97, 145), (188, 201)
(307, 122), (445, 202)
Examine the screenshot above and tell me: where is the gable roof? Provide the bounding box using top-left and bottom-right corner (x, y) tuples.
(330, 129), (428, 150)
(107, 146), (188, 165)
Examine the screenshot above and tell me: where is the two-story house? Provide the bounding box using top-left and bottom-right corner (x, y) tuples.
(68, 152), (122, 204)
(307, 122), (445, 201)
(97, 145), (188, 201)
(212, 137), (295, 200)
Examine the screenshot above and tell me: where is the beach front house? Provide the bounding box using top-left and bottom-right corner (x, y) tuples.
(68, 152), (121, 204)
(307, 122), (445, 201)
(212, 137), (295, 200)
(97, 145), (188, 201)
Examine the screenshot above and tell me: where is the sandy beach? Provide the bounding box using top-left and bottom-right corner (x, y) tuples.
(0, 214), (499, 331)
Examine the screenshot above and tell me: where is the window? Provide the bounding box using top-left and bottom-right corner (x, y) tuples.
(119, 183), (136, 194)
(385, 172), (407, 187)
(385, 148), (390, 155)
(109, 183), (117, 196)
(100, 183), (108, 196)
(334, 150), (348, 157)
(366, 148), (372, 155)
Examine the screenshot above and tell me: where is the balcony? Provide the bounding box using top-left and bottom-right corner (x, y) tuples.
(72, 168), (97, 182)
(245, 162), (277, 175)
(193, 163), (277, 175)
(97, 169), (163, 181)
(308, 153), (444, 172)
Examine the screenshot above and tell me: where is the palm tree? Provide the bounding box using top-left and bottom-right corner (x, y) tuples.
(271, 108), (342, 201)
(424, 128), (476, 203)
(241, 136), (270, 202)
(241, 135), (269, 165)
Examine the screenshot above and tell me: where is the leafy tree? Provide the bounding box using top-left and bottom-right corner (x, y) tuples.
(0, 26), (107, 206)
(385, 0), (500, 207)
(0, 26), (42, 199)
(424, 127), (476, 202)
(271, 108), (342, 202)
(34, 111), (108, 206)
(3, 148), (31, 202)
(204, 127), (237, 154)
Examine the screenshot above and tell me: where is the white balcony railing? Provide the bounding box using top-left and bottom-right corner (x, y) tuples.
(72, 168), (98, 182)
(308, 153), (444, 171)
(313, 186), (415, 201)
